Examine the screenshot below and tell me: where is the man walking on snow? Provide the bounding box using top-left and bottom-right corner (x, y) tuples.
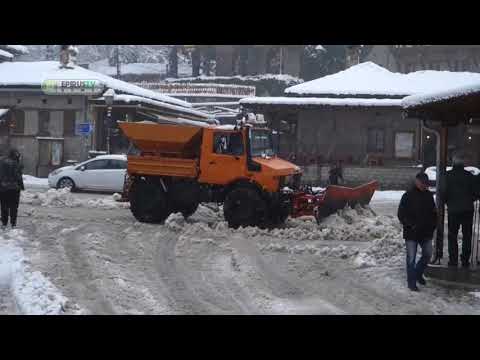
(0, 149), (25, 229)
(398, 173), (437, 292)
(443, 155), (477, 268)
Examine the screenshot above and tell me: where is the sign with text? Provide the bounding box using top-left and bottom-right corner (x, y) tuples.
(42, 79), (105, 95)
(76, 123), (93, 136)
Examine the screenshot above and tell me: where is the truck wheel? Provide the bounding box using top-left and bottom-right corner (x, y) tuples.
(129, 177), (171, 223)
(168, 180), (200, 219)
(224, 187), (267, 229)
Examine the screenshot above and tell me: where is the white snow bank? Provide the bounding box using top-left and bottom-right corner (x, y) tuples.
(165, 203), (401, 253)
(0, 230), (82, 314)
(286, 61), (480, 98)
(23, 175), (49, 189)
(20, 188), (130, 209)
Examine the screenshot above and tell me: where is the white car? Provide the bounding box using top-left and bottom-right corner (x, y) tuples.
(48, 155), (127, 193)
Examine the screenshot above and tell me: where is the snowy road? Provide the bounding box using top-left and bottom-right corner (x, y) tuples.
(1, 188), (480, 314)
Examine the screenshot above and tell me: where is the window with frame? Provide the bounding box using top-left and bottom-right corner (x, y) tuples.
(11, 110), (25, 135)
(367, 128), (385, 153)
(64, 110), (76, 137)
(38, 110), (51, 136)
(107, 159), (127, 169)
(395, 132), (415, 159)
(213, 132), (244, 156)
(84, 159), (109, 170)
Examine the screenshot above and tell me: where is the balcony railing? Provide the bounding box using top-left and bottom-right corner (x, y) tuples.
(133, 82), (256, 97)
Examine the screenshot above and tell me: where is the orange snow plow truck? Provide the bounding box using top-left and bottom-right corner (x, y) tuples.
(119, 121), (378, 228)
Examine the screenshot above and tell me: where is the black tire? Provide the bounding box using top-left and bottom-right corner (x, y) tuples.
(57, 177), (76, 192)
(224, 187), (267, 229)
(129, 177), (171, 223)
(168, 180), (200, 219)
(181, 202), (199, 218)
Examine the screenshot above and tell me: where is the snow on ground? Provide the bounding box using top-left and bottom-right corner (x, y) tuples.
(23, 175), (49, 190)
(371, 190), (404, 203)
(20, 188), (130, 209)
(2, 185), (479, 314)
(0, 229), (82, 314)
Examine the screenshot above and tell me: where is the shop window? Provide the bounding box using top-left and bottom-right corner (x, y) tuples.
(64, 110), (76, 137)
(395, 132), (415, 158)
(367, 128), (385, 153)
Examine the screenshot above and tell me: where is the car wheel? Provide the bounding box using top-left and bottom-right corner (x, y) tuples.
(57, 177), (76, 191)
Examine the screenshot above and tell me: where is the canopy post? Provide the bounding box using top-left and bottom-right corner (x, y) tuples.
(433, 122), (448, 263)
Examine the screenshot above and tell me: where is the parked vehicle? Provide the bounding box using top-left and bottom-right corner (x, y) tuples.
(48, 154), (127, 193)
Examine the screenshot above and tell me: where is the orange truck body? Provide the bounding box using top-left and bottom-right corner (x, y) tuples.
(119, 121), (301, 193)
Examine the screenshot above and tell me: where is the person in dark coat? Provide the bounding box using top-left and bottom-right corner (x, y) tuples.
(443, 155), (477, 268)
(398, 172), (437, 291)
(0, 148), (25, 229)
(328, 161), (344, 186)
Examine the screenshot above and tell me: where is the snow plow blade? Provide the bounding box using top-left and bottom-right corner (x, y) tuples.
(315, 181), (379, 220)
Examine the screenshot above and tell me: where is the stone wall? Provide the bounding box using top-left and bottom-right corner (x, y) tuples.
(301, 164), (420, 190)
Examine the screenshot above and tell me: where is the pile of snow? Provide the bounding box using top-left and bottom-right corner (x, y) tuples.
(0, 230), (82, 314)
(23, 175), (49, 189)
(163, 203), (403, 262)
(20, 188), (129, 209)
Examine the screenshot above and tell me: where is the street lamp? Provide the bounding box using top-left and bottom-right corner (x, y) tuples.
(104, 88), (115, 154)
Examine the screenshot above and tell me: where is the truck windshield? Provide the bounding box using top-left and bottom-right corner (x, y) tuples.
(250, 129), (275, 157)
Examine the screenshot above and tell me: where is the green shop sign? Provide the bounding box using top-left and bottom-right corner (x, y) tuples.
(42, 79), (105, 95)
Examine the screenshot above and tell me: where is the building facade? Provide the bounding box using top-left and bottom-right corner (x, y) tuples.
(0, 61), (208, 177)
(363, 45), (480, 74)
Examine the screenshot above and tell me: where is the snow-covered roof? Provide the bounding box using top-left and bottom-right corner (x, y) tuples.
(98, 94), (210, 119)
(5, 45), (29, 55)
(285, 61), (480, 98)
(402, 82), (480, 109)
(0, 49), (14, 59)
(240, 96), (402, 108)
(0, 61), (191, 108)
(0, 108), (9, 118)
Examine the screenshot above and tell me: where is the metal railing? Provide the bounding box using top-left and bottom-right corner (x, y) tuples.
(132, 82), (256, 97)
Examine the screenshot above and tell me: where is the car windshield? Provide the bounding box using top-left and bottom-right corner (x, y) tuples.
(249, 129), (275, 157)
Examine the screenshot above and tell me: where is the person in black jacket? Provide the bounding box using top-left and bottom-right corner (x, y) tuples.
(443, 155), (477, 268)
(0, 148), (25, 229)
(328, 161), (344, 185)
(398, 172), (437, 291)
